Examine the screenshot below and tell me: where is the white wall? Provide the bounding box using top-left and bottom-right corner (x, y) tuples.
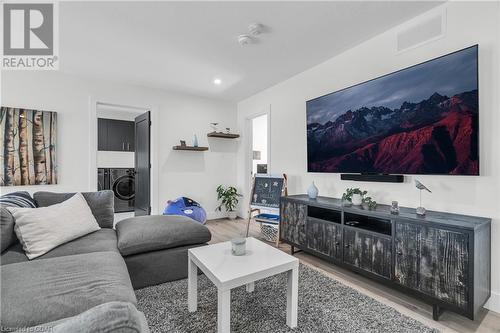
(1, 70), (237, 219)
(237, 2), (500, 312)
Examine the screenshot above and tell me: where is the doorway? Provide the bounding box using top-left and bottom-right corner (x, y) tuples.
(251, 114), (269, 177)
(246, 110), (271, 201)
(91, 102), (151, 223)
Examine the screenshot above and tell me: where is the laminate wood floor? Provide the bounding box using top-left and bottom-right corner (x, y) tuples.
(205, 218), (500, 333)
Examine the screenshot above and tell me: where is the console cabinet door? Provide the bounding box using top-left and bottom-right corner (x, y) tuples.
(306, 219), (342, 261)
(280, 201), (307, 246)
(395, 222), (469, 309)
(343, 228), (391, 279)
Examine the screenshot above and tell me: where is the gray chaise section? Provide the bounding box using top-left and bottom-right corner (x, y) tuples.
(1, 251), (136, 329)
(124, 244), (207, 289)
(116, 215), (211, 289)
(116, 215), (211, 256)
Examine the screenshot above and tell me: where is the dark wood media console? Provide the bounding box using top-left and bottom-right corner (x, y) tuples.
(279, 195), (491, 320)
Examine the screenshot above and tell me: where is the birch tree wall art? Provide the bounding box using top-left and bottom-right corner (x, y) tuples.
(0, 107), (57, 186)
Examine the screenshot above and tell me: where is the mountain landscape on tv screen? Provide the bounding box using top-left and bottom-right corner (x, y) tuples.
(306, 46), (479, 175)
(307, 90), (478, 174)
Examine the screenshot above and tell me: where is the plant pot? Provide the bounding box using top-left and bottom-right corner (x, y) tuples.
(227, 211), (237, 220)
(351, 194), (363, 206)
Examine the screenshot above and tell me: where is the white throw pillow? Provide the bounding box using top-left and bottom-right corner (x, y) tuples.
(8, 193), (101, 259)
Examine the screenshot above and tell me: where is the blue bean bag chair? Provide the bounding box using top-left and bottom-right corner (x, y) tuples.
(163, 197), (207, 225)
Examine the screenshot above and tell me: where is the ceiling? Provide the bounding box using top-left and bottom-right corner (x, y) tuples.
(60, 1), (442, 102)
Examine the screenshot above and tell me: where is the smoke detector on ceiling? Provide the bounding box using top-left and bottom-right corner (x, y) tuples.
(237, 34), (253, 46)
(248, 23), (263, 36)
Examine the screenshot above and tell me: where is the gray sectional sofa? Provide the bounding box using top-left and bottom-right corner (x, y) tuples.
(1, 190), (212, 331)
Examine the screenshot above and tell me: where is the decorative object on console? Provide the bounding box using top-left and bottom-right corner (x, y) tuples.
(351, 193), (362, 206)
(341, 188), (377, 210)
(415, 179), (432, 216)
(216, 185), (242, 220)
(192, 134), (199, 147)
(179, 140), (186, 147)
(391, 201), (399, 215)
(1, 107), (57, 186)
(307, 181), (319, 199)
(230, 238), (246, 256)
(210, 122), (219, 132)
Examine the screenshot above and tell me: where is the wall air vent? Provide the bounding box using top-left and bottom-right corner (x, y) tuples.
(396, 9), (446, 53)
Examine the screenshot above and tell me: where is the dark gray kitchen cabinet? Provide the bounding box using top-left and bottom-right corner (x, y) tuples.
(395, 222), (469, 309)
(343, 227), (392, 279)
(280, 201), (307, 247)
(98, 118), (135, 152)
(306, 218), (342, 261)
(97, 118), (108, 151)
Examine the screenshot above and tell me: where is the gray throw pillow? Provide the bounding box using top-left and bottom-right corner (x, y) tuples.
(0, 208), (16, 253)
(9, 193), (101, 259)
(0, 191), (37, 208)
(33, 191), (114, 228)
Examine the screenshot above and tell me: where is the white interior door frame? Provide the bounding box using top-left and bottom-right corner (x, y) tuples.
(88, 97), (160, 215)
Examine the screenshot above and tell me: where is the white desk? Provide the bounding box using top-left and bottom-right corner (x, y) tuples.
(188, 237), (299, 332)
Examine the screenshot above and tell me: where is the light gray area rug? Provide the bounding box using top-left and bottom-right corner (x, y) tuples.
(136, 264), (439, 333)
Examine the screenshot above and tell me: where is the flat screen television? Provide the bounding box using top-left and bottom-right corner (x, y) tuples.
(306, 45), (479, 175)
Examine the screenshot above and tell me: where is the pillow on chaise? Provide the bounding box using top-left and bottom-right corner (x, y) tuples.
(1, 208), (16, 253)
(0, 191), (37, 208)
(0, 191), (36, 253)
(7, 193), (100, 259)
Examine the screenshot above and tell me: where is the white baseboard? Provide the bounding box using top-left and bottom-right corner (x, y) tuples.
(484, 290), (500, 314)
(206, 211), (232, 220)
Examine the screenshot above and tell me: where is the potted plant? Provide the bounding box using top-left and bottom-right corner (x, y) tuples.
(342, 188), (365, 206)
(216, 185), (242, 219)
(342, 188), (377, 210)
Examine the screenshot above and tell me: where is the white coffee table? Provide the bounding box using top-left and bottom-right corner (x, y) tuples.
(188, 237), (299, 333)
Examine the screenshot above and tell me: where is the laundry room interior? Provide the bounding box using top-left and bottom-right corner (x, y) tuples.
(96, 103), (144, 223)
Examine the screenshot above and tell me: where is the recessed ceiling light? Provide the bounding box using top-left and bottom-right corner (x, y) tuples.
(213, 78), (222, 85)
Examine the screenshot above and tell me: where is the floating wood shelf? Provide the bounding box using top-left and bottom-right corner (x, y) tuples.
(207, 131), (240, 139)
(172, 146), (208, 151)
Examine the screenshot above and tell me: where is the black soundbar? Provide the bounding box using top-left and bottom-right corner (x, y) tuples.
(340, 174), (404, 183)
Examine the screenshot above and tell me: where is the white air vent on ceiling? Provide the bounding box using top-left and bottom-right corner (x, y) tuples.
(396, 9), (446, 53)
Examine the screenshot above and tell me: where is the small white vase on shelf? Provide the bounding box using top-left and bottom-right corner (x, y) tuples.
(307, 181), (319, 199)
(193, 134), (199, 147)
(351, 194), (363, 206)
